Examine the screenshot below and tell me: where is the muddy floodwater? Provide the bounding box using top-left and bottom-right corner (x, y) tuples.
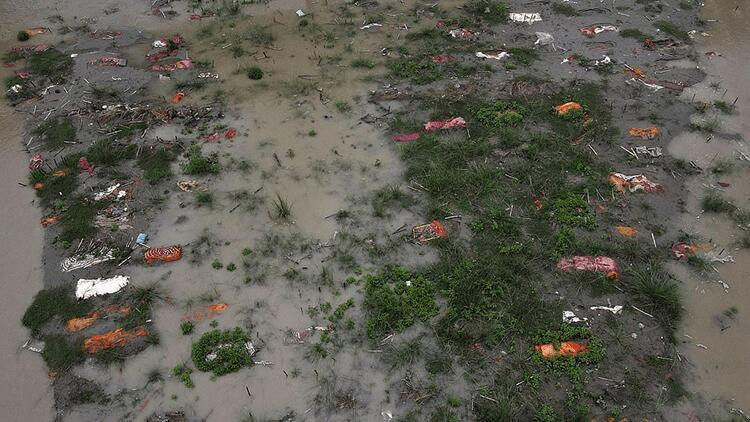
(2, 0), (750, 420)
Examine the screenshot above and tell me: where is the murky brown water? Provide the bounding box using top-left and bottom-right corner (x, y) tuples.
(668, 0), (750, 415)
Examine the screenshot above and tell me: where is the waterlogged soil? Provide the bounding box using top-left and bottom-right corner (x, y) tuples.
(2, 0), (749, 420)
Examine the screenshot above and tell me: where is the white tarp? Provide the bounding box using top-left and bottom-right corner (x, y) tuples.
(76, 275), (130, 299)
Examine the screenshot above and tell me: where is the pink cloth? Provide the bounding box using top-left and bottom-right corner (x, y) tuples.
(424, 117), (466, 132)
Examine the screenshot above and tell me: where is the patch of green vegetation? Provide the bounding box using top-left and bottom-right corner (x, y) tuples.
(335, 101), (351, 113)
(42, 335), (84, 371)
(246, 66), (264, 80)
(59, 197), (105, 242)
(212, 259), (224, 269)
(364, 266), (438, 339)
(34, 117), (76, 150)
(17, 30), (30, 41)
(714, 100), (735, 114)
(191, 328), (253, 375)
(626, 263), (682, 328)
(22, 286), (91, 334)
(245, 25), (274, 46)
(620, 28), (652, 42)
(351, 58), (376, 69)
(702, 192), (735, 213)
(181, 321), (194, 335)
(329, 299), (354, 325)
(710, 159), (734, 175)
(195, 191), (214, 205)
(181, 144), (221, 175)
(87, 139), (136, 166)
(552, 2), (578, 16)
(548, 193), (595, 229)
(138, 147), (176, 183)
(389, 60), (441, 84)
(173, 364), (194, 388)
(654, 20), (690, 41)
(27, 48), (73, 83)
(271, 193), (292, 220)
(508, 47), (539, 67)
(464, 0), (508, 22)
(372, 185), (413, 217)
(475, 101), (527, 129)
(226, 262), (236, 272)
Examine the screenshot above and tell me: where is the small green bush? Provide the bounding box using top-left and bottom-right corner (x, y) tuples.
(181, 144), (220, 175)
(180, 321), (194, 335)
(246, 66), (263, 80)
(191, 328), (253, 375)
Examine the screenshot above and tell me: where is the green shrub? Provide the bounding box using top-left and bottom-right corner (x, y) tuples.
(42, 335), (84, 370)
(476, 101), (527, 128)
(138, 147), (175, 182)
(246, 66), (263, 80)
(191, 328), (253, 375)
(180, 321), (194, 335)
(22, 286), (91, 333)
(181, 144), (220, 175)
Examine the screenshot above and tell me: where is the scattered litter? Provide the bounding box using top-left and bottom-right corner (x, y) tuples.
(382, 410), (393, 421)
(177, 180), (199, 192)
(634, 146), (662, 157)
(22, 338), (44, 353)
(89, 56), (127, 67)
(23, 27), (50, 37)
(224, 127), (237, 140)
(94, 184), (127, 201)
(671, 243), (697, 258)
(704, 251), (734, 264)
(424, 117), (466, 132)
(563, 311), (588, 324)
(41, 216), (58, 227)
(535, 341), (588, 358)
(412, 220), (448, 245)
(79, 157), (95, 174)
(144, 245), (183, 264)
(11, 44), (49, 53)
(83, 326), (148, 353)
(182, 303), (229, 321)
(75, 275), (130, 299)
(448, 28), (473, 38)
(627, 78), (664, 92)
(152, 40), (167, 48)
(475, 51), (509, 60)
(554, 101), (582, 115)
(149, 59), (192, 72)
(61, 248), (116, 272)
(557, 256), (620, 279)
(284, 326), (331, 345)
(66, 307), (130, 332)
(136, 233), (148, 245)
(590, 305), (623, 314)
(509, 13), (542, 24)
(431, 54), (456, 63)
(628, 127), (660, 139)
(90, 31), (122, 40)
(197, 72), (219, 79)
(392, 133), (420, 142)
(171, 91), (186, 104)
(615, 226), (638, 237)
(534, 32), (554, 47)
(608, 172), (663, 193)
(190, 13), (214, 20)
(360, 23), (382, 30)
(579, 24), (617, 37)
(295, 9), (306, 17)
(595, 55), (612, 66)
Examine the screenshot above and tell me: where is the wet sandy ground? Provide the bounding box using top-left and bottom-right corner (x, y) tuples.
(668, 0), (750, 414)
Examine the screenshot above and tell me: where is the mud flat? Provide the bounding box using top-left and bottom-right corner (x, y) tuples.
(3, 0), (747, 420)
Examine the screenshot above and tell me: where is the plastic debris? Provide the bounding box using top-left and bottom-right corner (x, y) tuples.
(705, 251), (734, 264)
(382, 410), (393, 421)
(557, 256), (620, 279)
(144, 245), (183, 264)
(177, 180), (199, 192)
(590, 305), (623, 314)
(182, 303), (229, 321)
(295, 9), (306, 17)
(627, 78), (664, 92)
(61, 248), (116, 272)
(90, 31), (122, 40)
(198, 72), (219, 79)
(555, 101), (582, 115)
(424, 117), (466, 132)
(431, 54), (456, 63)
(40, 216), (58, 227)
(136, 233), (148, 245)
(190, 13), (214, 20)
(152, 40), (167, 48)
(534, 32), (554, 47)
(509, 13), (542, 24)
(76, 275), (130, 299)
(608, 172), (663, 193)
(563, 311), (587, 324)
(535, 341), (588, 358)
(412, 220), (448, 245)
(634, 146), (662, 157)
(360, 23), (382, 30)
(11, 43), (49, 53)
(29, 154), (44, 170)
(628, 127), (660, 139)
(579, 24), (617, 37)
(284, 326), (331, 345)
(224, 127), (237, 140)
(150, 59), (192, 72)
(83, 326), (148, 353)
(94, 184), (127, 201)
(23, 27), (50, 37)
(448, 28), (473, 38)
(392, 133), (420, 142)
(171, 91), (186, 104)
(615, 226), (638, 237)
(475, 51), (509, 60)
(90, 56), (127, 67)
(22, 338), (45, 353)
(79, 157), (95, 174)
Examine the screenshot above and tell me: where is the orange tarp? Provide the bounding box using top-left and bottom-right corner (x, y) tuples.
(555, 102), (582, 115)
(171, 91), (186, 104)
(67, 306), (131, 332)
(535, 341), (588, 359)
(144, 245), (183, 264)
(615, 226), (637, 237)
(628, 127), (660, 139)
(41, 216), (58, 227)
(83, 326), (148, 353)
(182, 303), (229, 321)
(413, 220), (448, 245)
